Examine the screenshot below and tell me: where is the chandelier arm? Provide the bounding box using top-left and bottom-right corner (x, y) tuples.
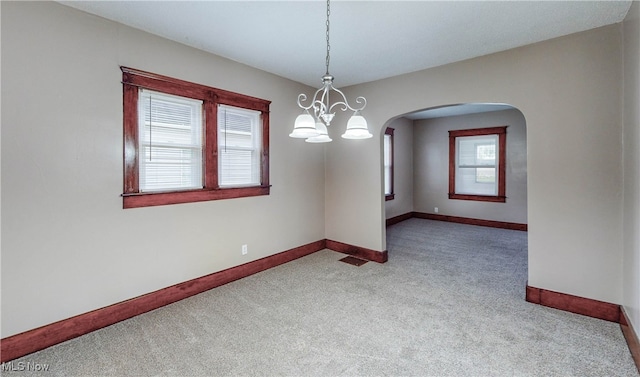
(328, 101), (348, 113)
(312, 99), (327, 119)
(326, 85), (367, 113)
(296, 93), (311, 111)
(318, 83), (330, 114)
(296, 84), (327, 112)
(353, 96), (367, 109)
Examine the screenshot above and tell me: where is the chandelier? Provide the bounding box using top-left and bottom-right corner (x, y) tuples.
(289, 0), (372, 143)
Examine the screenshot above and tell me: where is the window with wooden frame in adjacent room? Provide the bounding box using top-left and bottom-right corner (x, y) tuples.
(121, 67), (271, 209)
(448, 126), (507, 203)
(384, 127), (394, 200)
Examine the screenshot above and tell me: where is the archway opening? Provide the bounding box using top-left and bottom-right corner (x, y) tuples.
(382, 102), (528, 292)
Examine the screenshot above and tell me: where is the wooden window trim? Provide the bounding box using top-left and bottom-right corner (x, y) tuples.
(385, 127), (395, 201)
(121, 67), (271, 209)
(448, 126), (507, 203)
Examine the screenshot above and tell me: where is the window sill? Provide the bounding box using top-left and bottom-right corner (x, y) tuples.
(123, 186), (270, 209)
(448, 193), (506, 203)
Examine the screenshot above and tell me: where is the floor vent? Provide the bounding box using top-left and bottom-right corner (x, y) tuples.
(339, 256), (368, 266)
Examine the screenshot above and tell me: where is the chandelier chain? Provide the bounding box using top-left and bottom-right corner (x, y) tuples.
(290, 0), (370, 141)
(325, 0), (330, 75)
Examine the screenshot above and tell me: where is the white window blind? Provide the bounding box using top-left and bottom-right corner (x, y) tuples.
(384, 133), (392, 195)
(138, 89), (203, 192)
(455, 135), (498, 196)
(218, 104), (261, 187)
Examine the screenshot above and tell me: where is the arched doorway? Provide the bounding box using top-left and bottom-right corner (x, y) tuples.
(383, 102), (527, 227)
(382, 102), (528, 289)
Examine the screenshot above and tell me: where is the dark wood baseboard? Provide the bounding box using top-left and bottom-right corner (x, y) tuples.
(527, 285), (640, 372)
(525, 285), (620, 322)
(325, 239), (388, 263)
(0, 240), (326, 363)
(412, 212), (528, 231)
(384, 212), (527, 231)
(386, 212), (413, 227)
(621, 306), (640, 374)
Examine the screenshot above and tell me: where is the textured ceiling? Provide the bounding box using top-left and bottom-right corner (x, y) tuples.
(59, 1), (631, 88)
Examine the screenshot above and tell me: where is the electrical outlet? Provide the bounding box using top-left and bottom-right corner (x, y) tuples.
(241, 244), (248, 255)
(434, 207), (439, 213)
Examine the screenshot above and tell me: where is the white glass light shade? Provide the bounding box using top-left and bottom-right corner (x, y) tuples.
(306, 121), (332, 143)
(341, 113), (372, 139)
(290, 112), (319, 138)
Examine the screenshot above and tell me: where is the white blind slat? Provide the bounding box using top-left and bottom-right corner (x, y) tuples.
(218, 105), (261, 187)
(138, 89), (203, 192)
(384, 134), (392, 195)
(456, 134), (498, 195)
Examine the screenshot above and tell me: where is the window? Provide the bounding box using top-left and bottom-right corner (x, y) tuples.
(122, 67), (271, 208)
(384, 127), (394, 200)
(138, 90), (204, 192)
(449, 126), (506, 202)
(218, 105), (261, 187)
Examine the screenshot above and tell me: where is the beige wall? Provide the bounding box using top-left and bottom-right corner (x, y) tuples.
(413, 109), (527, 224)
(332, 24), (624, 304)
(384, 117), (413, 220)
(2, 0), (637, 343)
(1, 2), (325, 338)
(623, 0), (640, 336)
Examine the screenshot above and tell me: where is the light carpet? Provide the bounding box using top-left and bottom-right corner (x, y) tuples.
(2, 218), (637, 376)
